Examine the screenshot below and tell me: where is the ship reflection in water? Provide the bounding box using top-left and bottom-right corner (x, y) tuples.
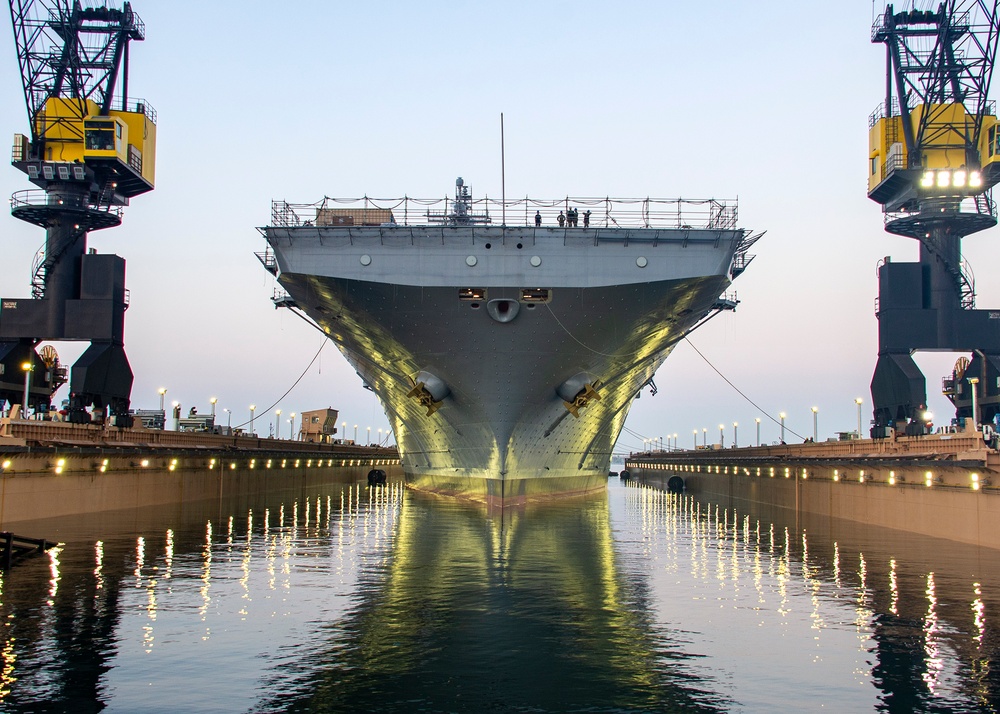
(0, 475), (999, 711)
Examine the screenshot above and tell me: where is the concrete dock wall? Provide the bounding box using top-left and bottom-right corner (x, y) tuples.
(625, 428), (1000, 549)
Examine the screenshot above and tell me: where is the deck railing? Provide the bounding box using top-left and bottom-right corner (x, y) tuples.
(270, 196), (739, 231)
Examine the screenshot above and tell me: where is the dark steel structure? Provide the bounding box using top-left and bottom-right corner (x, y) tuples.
(1, 1), (155, 424)
(867, 1), (1000, 436)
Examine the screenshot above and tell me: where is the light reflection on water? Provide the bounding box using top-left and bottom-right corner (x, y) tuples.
(0, 474), (998, 711)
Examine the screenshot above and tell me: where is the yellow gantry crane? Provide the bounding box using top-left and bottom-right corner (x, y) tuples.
(867, 1), (1000, 436)
(0, 0), (155, 424)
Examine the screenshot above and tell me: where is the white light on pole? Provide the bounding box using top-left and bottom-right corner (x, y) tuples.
(210, 397), (217, 418)
(855, 397), (863, 438)
(811, 406), (818, 442)
(755, 417), (761, 447)
(693, 429), (698, 450)
(354, 424), (358, 442)
(290, 412), (296, 440)
(367, 426), (371, 444)
(21, 362), (33, 417)
(969, 377), (981, 428)
(702, 428), (707, 447)
(779, 412), (786, 443)
(719, 424), (725, 448)
(275, 409), (282, 437)
(733, 422), (738, 448)
(250, 404), (257, 436)
(158, 387), (167, 412)
(224, 408), (231, 427)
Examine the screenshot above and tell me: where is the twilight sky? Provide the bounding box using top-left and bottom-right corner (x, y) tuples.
(1, 1), (995, 452)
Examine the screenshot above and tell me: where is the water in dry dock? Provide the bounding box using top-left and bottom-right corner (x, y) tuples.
(1, 474), (1000, 712)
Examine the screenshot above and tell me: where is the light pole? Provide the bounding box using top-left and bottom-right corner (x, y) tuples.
(811, 406), (818, 442)
(673, 433), (678, 451)
(290, 412), (296, 440)
(855, 397), (863, 438)
(755, 417), (761, 447)
(210, 397), (217, 418)
(341, 421), (346, 442)
(367, 426), (371, 444)
(733, 421), (738, 448)
(158, 387), (167, 412)
(702, 428), (707, 447)
(172, 401), (180, 430)
(779, 412), (786, 443)
(719, 423), (725, 448)
(378, 428), (383, 446)
(354, 424), (358, 442)
(969, 377), (981, 428)
(20, 362), (33, 417)
(693, 429), (698, 450)
(224, 408), (231, 428)
(275, 409), (282, 437)
(250, 404), (256, 436)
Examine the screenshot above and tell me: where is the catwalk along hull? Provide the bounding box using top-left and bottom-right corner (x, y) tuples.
(264, 212), (750, 504)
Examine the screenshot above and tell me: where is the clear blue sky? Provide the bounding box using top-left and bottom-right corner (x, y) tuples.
(1, 1), (994, 449)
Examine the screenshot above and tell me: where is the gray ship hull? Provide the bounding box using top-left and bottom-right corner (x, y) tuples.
(265, 223), (746, 504)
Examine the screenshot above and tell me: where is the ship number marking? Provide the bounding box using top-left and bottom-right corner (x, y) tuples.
(990, 312), (1000, 319)
(2, 301), (16, 309)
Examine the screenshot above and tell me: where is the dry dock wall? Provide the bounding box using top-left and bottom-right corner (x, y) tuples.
(625, 428), (1000, 550)
(0, 419), (400, 527)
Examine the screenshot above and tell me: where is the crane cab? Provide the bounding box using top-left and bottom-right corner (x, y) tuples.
(15, 96), (156, 199)
(868, 102), (1000, 211)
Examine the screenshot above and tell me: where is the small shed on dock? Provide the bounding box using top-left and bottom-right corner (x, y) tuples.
(299, 408), (339, 443)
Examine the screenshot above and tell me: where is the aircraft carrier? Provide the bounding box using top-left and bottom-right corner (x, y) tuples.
(259, 179), (758, 504)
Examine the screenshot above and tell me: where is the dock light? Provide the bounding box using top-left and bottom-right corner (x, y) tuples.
(802, 469), (808, 479)
(834, 469), (840, 482)
(140, 459), (149, 467)
(158, 387), (167, 411)
(1, 460), (9, 469)
(889, 471), (896, 485)
(859, 470), (865, 483)
(970, 170), (983, 188)
(937, 170), (951, 188)
(55, 458), (65, 474)
(230, 462), (236, 470)
(921, 171), (935, 187)
(954, 169), (967, 187)
(925, 471), (934, 487)
(210, 397), (217, 417)
(972, 473), (981, 490)
(21, 361), (34, 417)
(969, 377), (981, 427)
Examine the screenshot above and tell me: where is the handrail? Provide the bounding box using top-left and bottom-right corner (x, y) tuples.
(10, 189), (124, 217)
(269, 195), (739, 231)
